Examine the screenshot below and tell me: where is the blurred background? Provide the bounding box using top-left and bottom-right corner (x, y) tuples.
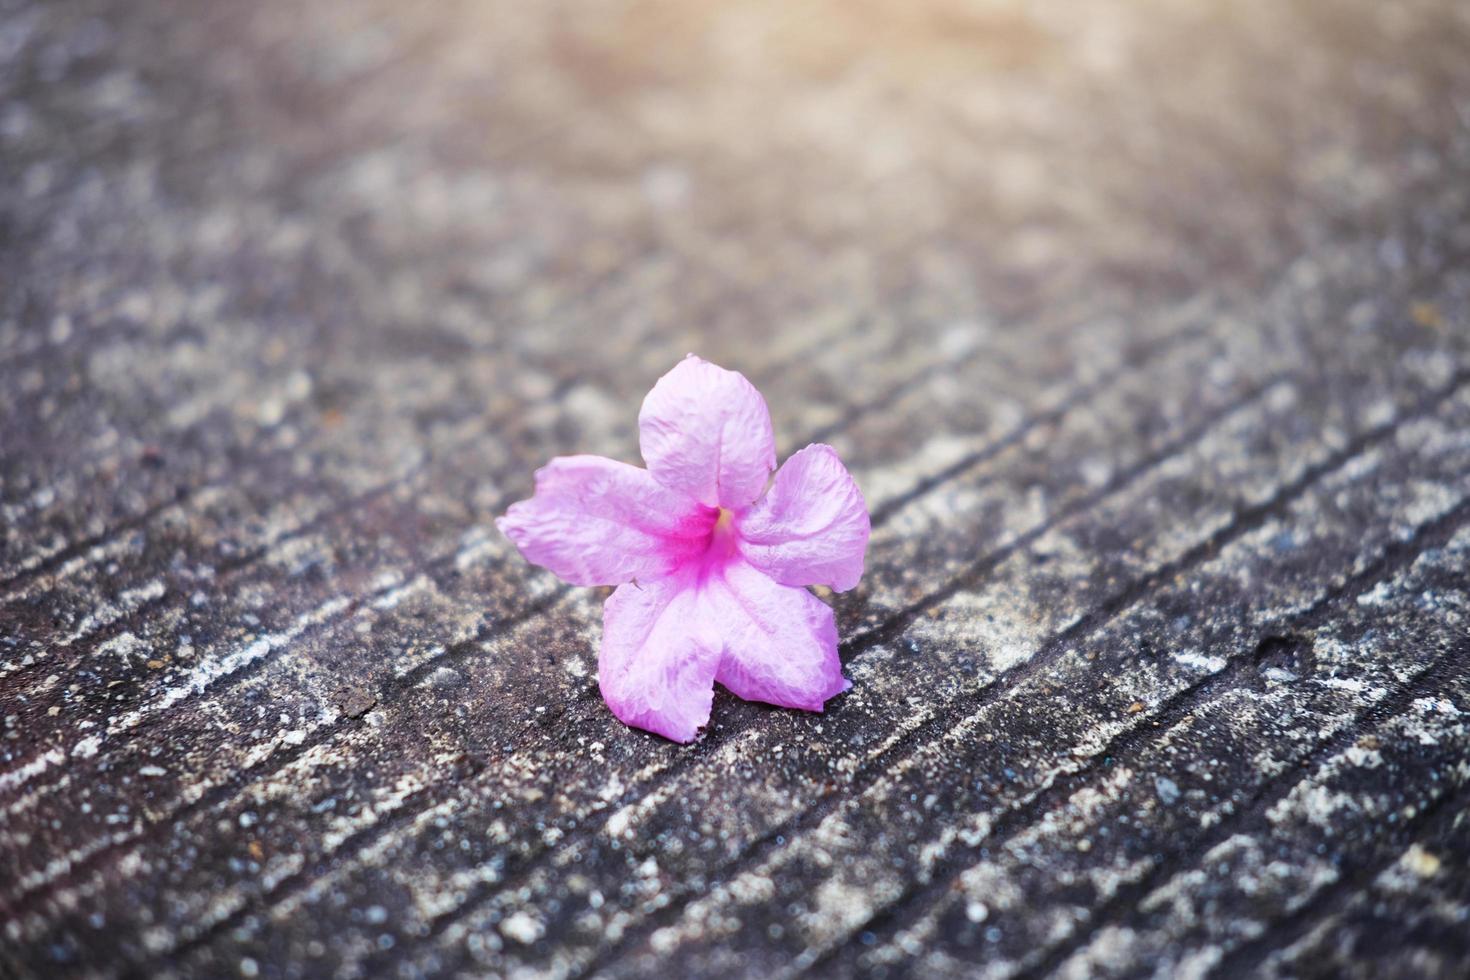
(2, 0), (1465, 508)
(2, 0), (1469, 977)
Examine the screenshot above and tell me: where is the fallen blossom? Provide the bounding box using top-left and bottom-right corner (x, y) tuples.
(497, 355), (870, 741)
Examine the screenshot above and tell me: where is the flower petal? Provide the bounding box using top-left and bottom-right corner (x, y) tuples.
(708, 560), (849, 712)
(497, 455), (716, 587)
(737, 443), (870, 592)
(638, 355), (777, 509)
(599, 572), (722, 742)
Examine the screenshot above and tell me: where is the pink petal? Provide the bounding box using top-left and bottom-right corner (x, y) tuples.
(497, 455), (716, 587)
(638, 355), (777, 509)
(599, 572), (722, 742)
(737, 443), (870, 592)
(708, 560), (849, 712)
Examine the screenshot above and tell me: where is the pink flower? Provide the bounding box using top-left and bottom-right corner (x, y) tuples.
(497, 355), (870, 742)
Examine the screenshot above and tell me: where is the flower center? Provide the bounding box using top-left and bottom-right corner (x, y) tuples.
(700, 506), (740, 571)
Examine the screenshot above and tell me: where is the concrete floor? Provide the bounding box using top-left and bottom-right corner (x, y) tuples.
(2, 0), (1469, 976)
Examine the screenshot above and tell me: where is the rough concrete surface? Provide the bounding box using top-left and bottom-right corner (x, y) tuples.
(2, 0), (1469, 977)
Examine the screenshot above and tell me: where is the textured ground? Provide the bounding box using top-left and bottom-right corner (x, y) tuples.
(2, 0), (1469, 977)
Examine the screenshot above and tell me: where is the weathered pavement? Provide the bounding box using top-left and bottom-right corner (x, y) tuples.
(2, 0), (1469, 977)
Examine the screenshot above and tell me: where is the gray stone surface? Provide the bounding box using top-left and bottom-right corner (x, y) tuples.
(2, 0), (1469, 977)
